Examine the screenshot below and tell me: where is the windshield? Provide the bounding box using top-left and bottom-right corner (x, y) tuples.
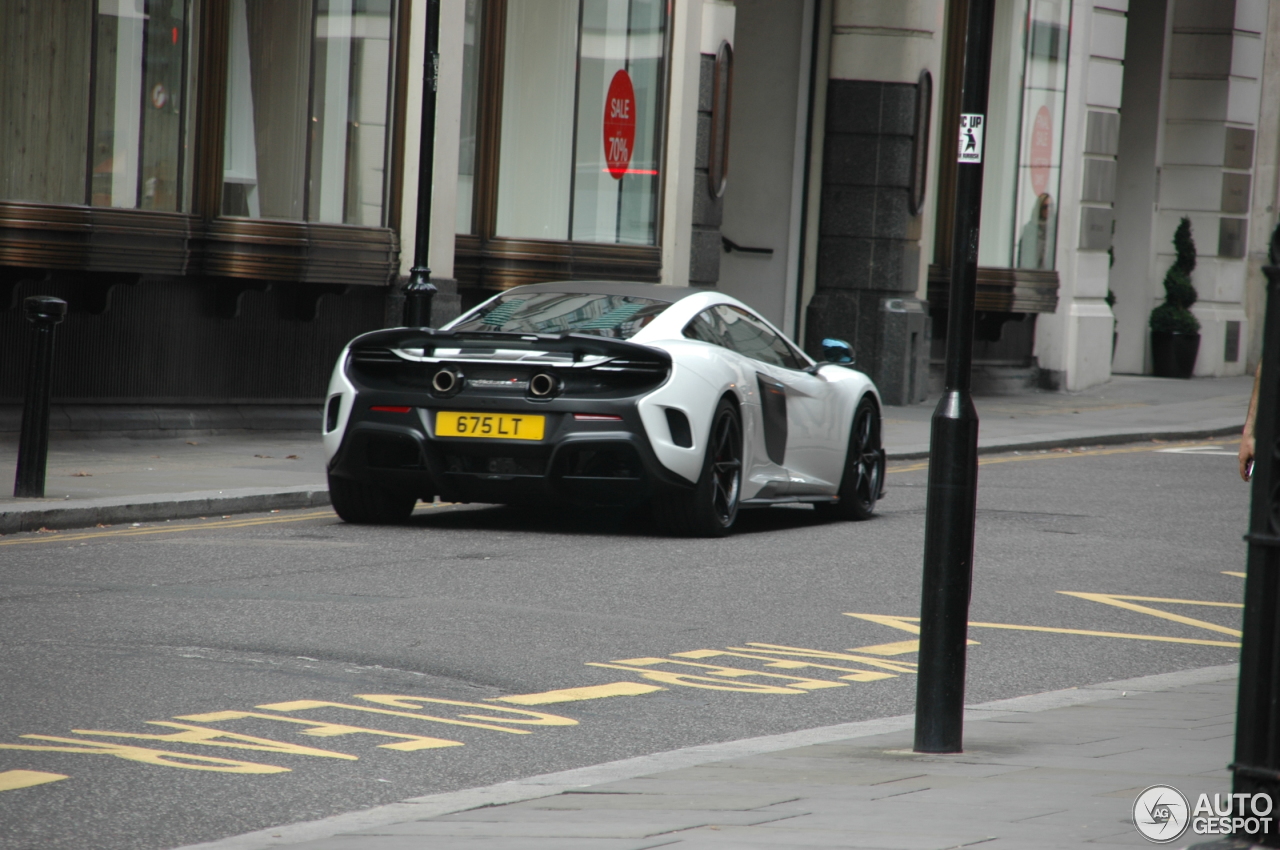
(449, 292), (668, 340)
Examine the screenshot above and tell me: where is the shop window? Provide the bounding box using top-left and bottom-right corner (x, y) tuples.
(221, 0), (395, 225)
(0, 0), (405, 286)
(978, 0), (1071, 270)
(455, 0), (667, 298)
(0, 0), (191, 210)
(482, 0), (666, 244)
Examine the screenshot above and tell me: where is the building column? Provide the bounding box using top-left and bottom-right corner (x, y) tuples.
(805, 1), (941, 406)
(1114, 0), (1261, 378)
(1031, 0), (1124, 392)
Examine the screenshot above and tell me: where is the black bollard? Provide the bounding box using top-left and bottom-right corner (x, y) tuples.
(403, 0), (440, 328)
(13, 296), (68, 498)
(914, 0), (996, 754)
(1228, 224), (1280, 847)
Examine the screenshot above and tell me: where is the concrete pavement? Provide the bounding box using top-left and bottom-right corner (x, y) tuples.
(0, 373), (1253, 533)
(177, 664), (1241, 850)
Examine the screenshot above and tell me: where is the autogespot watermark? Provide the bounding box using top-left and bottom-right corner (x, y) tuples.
(1133, 785), (1275, 843)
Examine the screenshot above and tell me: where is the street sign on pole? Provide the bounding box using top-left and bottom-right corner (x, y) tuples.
(914, 0), (996, 755)
(404, 0), (441, 328)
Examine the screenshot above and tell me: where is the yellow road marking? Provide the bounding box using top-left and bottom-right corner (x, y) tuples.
(493, 682), (665, 705)
(966, 620), (1239, 647)
(843, 613), (979, 644)
(1058, 592), (1242, 638)
(889, 438), (1237, 474)
(0, 510), (336, 546)
(843, 612), (1240, 648)
(848, 639), (922, 656)
(175, 711), (462, 752)
(70, 722), (358, 760)
(1224, 571), (1246, 578)
(672, 648), (898, 681)
(0, 769), (68, 791)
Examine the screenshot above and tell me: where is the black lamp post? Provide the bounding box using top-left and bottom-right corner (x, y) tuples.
(914, 0), (996, 755)
(1229, 224), (1280, 847)
(403, 0), (441, 328)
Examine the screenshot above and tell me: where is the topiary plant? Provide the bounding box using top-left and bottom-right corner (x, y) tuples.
(1149, 217), (1200, 334)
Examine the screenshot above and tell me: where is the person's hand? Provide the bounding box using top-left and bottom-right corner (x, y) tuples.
(1240, 432), (1255, 481)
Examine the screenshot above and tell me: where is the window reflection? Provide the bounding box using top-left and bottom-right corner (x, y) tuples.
(489, 0), (667, 245)
(456, 0), (482, 233)
(978, 0), (1070, 270)
(222, 0), (394, 224)
(91, 0), (189, 211)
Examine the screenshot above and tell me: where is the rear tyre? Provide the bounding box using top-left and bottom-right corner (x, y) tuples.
(328, 474), (417, 524)
(814, 395), (883, 522)
(653, 398), (743, 538)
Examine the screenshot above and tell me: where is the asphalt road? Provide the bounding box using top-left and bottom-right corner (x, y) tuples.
(0, 438), (1248, 849)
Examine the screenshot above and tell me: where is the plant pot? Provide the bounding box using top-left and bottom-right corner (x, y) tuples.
(1151, 331), (1200, 379)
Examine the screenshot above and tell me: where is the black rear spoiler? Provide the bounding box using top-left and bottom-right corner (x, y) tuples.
(347, 327), (672, 370)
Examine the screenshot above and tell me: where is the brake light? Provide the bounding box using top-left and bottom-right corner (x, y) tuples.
(574, 413), (623, 421)
(371, 405), (412, 413)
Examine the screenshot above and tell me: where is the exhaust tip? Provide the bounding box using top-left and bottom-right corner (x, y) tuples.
(432, 368), (460, 394)
(529, 372), (559, 398)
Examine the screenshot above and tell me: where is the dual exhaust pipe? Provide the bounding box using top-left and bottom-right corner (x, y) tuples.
(430, 368), (560, 399)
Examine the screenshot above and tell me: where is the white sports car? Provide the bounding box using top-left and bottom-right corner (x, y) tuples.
(322, 281), (885, 536)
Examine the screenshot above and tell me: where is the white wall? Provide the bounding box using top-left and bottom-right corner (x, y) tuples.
(658, 0), (706, 287)
(1154, 0), (1259, 377)
(717, 0), (811, 331)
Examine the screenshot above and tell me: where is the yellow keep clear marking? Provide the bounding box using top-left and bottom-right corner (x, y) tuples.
(888, 438), (1238, 475)
(845, 588), (1244, 648)
(436, 411), (545, 441)
(0, 769), (68, 791)
(1056, 592), (1242, 638)
(494, 682), (665, 706)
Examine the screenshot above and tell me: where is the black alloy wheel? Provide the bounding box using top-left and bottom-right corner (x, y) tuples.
(706, 402), (743, 528)
(653, 397), (742, 537)
(328, 473), (417, 524)
(815, 395), (883, 521)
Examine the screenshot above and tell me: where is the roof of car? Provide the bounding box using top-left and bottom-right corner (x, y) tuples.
(502, 281), (713, 304)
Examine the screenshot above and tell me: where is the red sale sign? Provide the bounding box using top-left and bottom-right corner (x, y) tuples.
(603, 69), (636, 180)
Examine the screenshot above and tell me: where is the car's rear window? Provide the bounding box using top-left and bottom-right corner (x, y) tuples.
(450, 293), (668, 340)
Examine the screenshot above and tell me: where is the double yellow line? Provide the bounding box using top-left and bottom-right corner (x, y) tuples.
(1, 438), (1237, 547)
(0, 510), (335, 547)
(888, 437), (1237, 475)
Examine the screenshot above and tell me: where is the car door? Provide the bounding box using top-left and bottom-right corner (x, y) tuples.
(709, 305), (844, 495)
(682, 308), (790, 500)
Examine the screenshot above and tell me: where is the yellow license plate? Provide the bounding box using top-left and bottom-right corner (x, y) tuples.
(436, 411), (545, 441)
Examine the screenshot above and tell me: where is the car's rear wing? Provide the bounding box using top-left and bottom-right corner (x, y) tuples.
(346, 327), (672, 376)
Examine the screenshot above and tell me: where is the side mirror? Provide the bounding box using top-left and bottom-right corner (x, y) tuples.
(821, 338), (854, 365)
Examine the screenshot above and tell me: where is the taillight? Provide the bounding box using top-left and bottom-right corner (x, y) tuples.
(574, 413), (623, 421)
(371, 405), (412, 413)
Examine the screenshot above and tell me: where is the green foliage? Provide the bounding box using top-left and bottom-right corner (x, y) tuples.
(1162, 266), (1197, 309)
(1105, 289), (1117, 309)
(1149, 302), (1201, 334)
(1172, 217), (1196, 273)
(1150, 217), (1200, 336)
